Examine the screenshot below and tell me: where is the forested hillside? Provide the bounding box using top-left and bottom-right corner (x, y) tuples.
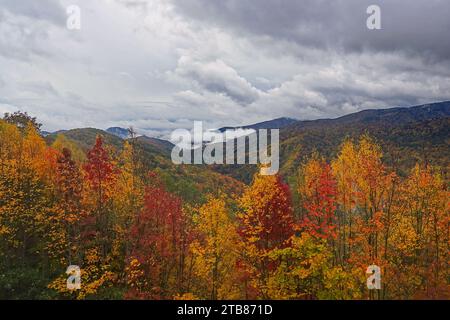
(45, 127), (242, 204)
(0, 106), (448, 300)
(212, 101), (450, 183)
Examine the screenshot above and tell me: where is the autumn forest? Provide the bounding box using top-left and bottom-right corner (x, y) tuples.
(0, 111), (448, 300)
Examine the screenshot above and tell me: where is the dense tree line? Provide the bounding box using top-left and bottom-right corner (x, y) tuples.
(0, 115), (448, 299)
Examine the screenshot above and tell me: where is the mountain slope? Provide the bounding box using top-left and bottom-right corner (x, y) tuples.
(285, 101), (450, 131)
(44, 101), (449, 186)
(45, 128), (243, 203)
(105, 127), (174, 156)
(211, 101), (450, 183)
(46, 128), (124, 151)
(218, 117), (297, 132)
(136, 135), (174, 156)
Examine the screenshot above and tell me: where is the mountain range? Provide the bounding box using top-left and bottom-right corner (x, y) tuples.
(44, 100), (450, 186)
(211, 101), (450, 182)
(217, 117), (297, 132)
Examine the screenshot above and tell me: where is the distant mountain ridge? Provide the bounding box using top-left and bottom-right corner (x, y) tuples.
(106, 127), (130, 139)
(285, 101), (450, 131)
(44, 127), (243, 202)
(278, 101), (450, 179)
(217, 101), (450, 135)
(210, 101), (450, 183)
(218, 117), (297, 132)
(43, 100), (450, 184)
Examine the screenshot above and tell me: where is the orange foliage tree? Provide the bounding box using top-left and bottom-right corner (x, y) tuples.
(238, 173), (295, 298)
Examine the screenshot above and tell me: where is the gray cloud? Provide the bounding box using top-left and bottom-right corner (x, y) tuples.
(171, 56), (261, 104)
(170, 0), (450, 61)
(0, 0), (65, 25)
(0, 0), (449, 135)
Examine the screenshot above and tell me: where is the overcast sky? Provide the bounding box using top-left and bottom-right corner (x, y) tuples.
(1, 0), (449, 136)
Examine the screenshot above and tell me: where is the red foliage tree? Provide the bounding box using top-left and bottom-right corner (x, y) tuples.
(300, 163), (337, 240)
(126, 173), (190, 299)
(55, 148), (83, 264)
(82, 135), (118, 256)
(83, 135), (116, 205)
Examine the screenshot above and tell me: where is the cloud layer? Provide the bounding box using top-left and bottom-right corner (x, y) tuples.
(0, 0), (449, 137)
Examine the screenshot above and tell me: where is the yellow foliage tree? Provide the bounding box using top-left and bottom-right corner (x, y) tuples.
(190, 195), (240, 299)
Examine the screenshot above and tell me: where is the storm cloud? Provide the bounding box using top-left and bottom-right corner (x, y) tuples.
(0, 0), (449, 136)
(170, 0), (450, 61)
